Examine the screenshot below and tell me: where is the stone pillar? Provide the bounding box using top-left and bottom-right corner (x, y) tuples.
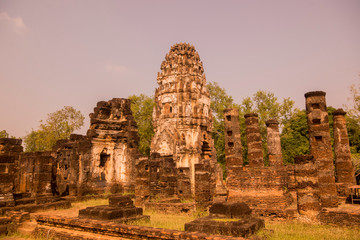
(266, 119), (283, 166)
(305, 91), (338, 207)
(333, 108), (356, 196)
(195, 162), (214, 211)
(244, 113), (263, 167)
(135, 156), (150, 206)
(294, 155), (320, 221)
(224, 108), (243, 167)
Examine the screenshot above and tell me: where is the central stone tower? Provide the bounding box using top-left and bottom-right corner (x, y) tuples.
(150, 43), (221, 194)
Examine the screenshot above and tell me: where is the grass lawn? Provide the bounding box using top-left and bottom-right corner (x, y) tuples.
(2, 198), (360, 239)
(258, 220), (360, 240)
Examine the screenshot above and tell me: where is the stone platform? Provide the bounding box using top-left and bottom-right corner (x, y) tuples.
(319, 203), (360, 226)
(79, 195), (149, 223)
(34, 214), (245, 240)
(185, 202), (264, 238)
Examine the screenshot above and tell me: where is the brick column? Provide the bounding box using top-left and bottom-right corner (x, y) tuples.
(266, 119), (283, 166)
(294, 155), (320, 221)
(195, 162), (214, 211)
(224, 108), (243, 167)
(244, 113), (263, 167)
(135, 156), (150, 206)
(333, 109), (356, 196)
(305, 91), (338, 207)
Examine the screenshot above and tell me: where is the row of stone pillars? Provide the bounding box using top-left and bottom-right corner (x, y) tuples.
(224, 110), (283, 168)
(224, 91), (356, 209)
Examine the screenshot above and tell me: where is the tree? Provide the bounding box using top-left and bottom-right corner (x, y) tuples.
(346, 78), (360, 153)
(345, 78), (360, 183)
(0, 130), (9, 138)
(280, 110), (309, 164)
(24, 106), (84, 152)
(207, 82), (240, 172)
(128, 94), (155, 156)
(240, 90), (297, 164)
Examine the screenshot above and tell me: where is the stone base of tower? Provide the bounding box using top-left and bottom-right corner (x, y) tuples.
(226, 165), (297, 219)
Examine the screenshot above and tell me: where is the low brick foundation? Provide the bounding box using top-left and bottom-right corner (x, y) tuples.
(185, 202), (264, 238)
(0, 200), (71, 215)
(319, 205), (360, 227)
(227, 166), (297, 219)
(34, 214), (245, 239)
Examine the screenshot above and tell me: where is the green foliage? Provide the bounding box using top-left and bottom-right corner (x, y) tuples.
(240, 90), (297, 164)
(345, 79), (360, 153)
(208, 82), (299, 166)
(0, 130), (16, 139)
(24, 106), (84, 152)
(347, 116), (360, 153)
(280, 110), (309, 164)
(351, 153), (360, 184)
(0, 130), (9, 138)
(128, 94), (155, 156)
(207, 82), (239, 170)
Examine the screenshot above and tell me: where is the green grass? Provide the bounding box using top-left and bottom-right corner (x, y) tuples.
(257, 220), (360, 240)
(132, 209), (197, 231)
(4, 198), (360, 239)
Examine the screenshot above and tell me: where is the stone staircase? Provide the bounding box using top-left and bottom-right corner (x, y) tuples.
(16, 220), (37, 237)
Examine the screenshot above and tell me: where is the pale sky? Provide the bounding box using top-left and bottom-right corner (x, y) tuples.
(1, 0), (359, 138)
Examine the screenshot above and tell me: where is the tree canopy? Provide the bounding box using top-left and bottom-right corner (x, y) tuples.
(128, 94), (155, 156)
(0, 130), (9, 138)
(346, 79), (360, 153)
(24, 106), (84, 152)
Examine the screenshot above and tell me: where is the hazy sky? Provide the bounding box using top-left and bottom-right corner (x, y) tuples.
(1, 0), (359, 138)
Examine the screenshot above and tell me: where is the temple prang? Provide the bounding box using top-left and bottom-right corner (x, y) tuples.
(141, 43), (226, 206)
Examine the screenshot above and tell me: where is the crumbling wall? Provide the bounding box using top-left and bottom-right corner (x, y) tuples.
(226, 111), (296, 217)
(194, 161), (215, 210)
(227, 166), (295, 210)
(0, 139), (23, 207)
(52, 134), (92, 196)
(17, 151), (55, 202)
(87, 98), (140, 194)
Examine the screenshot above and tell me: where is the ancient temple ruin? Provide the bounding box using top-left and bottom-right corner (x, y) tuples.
(150, 43), (223, 193)
(1, 43), (360, 238)
(87, 98), (140, 193)
(0, 98), (141, 214)
(226, 90), (358, 220)
(226, 111), (297, 218)
(136, 43), (225, 206)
